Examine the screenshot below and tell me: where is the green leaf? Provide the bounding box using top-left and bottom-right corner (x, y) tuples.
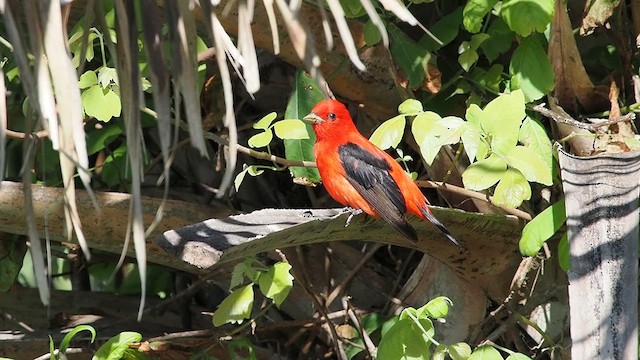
(433, 344), (448, 360)
(389, 25), (433, 88)
(398, 99), (423, 115)
(273, 119), (310, 140)
(492, 168), (531, 208)
(461, 122), (482, 163)
(284, 70), (322, 183)
(482, 90), (526, 154)
(86, 123), (124, 155)
(510, 36), (555, 102)
(97, 67), (119, 87)
(418, 296), (452, 319)
(92, 332), (142, 360)
(78, 70), (98, 89)
(339, 0), (366, 18)
(248, 130), (274, 148)
(558, 232), (569, 271)
(481, 18), (514, 62)
(449, 342), (473, 360)
(420, 7), (463, 51)
(469, 345), (504, 360)
(505, 146), (553, 185)
(0, 236), (27, 292)
(258, 262), (294, 307)
(506, 353), (533, 360)
(370, 115), (406, 150)
(81, 85), (122, 122)
(519, 198), (566, 256)
(463, 0), (499, 33)
(212, 284), (255, 326)
(458, 42), (479, 72)
(49, 335), (56, 360)
(377, 318), (434, 360)
(234, 168), (249, 192)
(60, 325), (96, 354)
(501, 0), (554, 37)
(254, 112), (277, 130)
(462, 154), (508, 190)
(518, 117), (553, 171)
(230, 258), (259, 289)
(364, 20), (382, 47)
(412, 112), (447, 165)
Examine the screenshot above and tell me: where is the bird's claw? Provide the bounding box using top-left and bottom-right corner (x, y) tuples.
(344, 207), (363, 227)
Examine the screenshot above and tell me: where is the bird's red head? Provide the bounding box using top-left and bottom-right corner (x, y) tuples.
(303, 100), (358, 141)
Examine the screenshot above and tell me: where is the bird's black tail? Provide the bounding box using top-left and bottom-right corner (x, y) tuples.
(419, 208), (461, 248)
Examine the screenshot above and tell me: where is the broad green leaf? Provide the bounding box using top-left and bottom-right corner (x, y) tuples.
(398, 99), (423, 115)
(469, 345), (503, 360)
(212, 284), (255, 326)
(248, 130), (273, 148)
(510, 36), (555, 102)
(339, 0), (366, 18)
(483, 90), (526, 154)
(449, 342), (473, 360)
(92, 332), (142, 360)
(463, 0), (499, 33)
(284, 70), (322, 183)
(458, 42), (479, 72)
(462, 154), (508, 190)
(505, 146), (553, 185)
(461, 122), (482, 163)
(519, 198), (566, 256)
(258, 262), (294, 307)
(377, 318), (434, 360)
(412, 112), (447, 165)
(370, 115), (406, 150)
(389, 25), (433, 88)
(506, 353), (533, 360)
(364, 20), (382, 47)
(273, 119), (310, 140)
(465, 104), (486, 128)
(60, 325), (96, 353)
(437, 116), (465, 145)
(78, 70), (98, 89)
(82, 85), (122, 122)
(492, 168), (531, 208)
(481, 18), (514, 62)
(97, 66), (119, 87)
(420, 7), (463, 51)
(501, 0), (554, 37)
(558, 232), (569, 271)
(518, 117), (553, 170)
(254, 112), (277, 130)
(418, 296), (452, 319)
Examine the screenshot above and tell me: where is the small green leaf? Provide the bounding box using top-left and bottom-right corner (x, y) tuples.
(230, 258), (259, 289)
(463, 0), (499, 33)
(81, 85), (122, 122)
(398, 99), (423, 114)
(558, 232), (569, 271)
(492, 168), (531, 208)
(234, 168), (249, 192)
(501, 0), (554, 37)
(254, 112), (277, 130)
(458, 42), (479, 72)
(370, 115), (406, 150)
(519, 198), (566, 256)
(412, 112), (447, 165)
(418, 296), (452, 319)
(462, 154), (508, 190)
(449, 342), (473, 360)
(505, 145), (553, 185)
(92, 332), (142, 360)
(212, 284), (255, 327)
(78, 70), (98, 89)
(247, 165), (265, 176)
(364, 20), (382, 47)
(248, 130), (274, 148)
(377, 318), (434, 360)
(258, 262), (294, 307)
(506, 353), (533, 360)
(97, 67), (119, 87)
(273, 119), (310, 140)
(510, 36), (555, 102)
(469, 345), (504, 360)
(60, 325), (96, 353)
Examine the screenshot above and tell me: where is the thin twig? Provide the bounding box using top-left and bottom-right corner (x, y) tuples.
(533, 103), (636, 131)
(342, 296), (377, 359)
(325, 243), (383, 307)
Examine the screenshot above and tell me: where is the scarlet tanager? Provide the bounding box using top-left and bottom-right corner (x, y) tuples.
(303, 99), (459, 246)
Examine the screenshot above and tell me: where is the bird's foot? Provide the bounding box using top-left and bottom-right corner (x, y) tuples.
(344, 207), (363, 227)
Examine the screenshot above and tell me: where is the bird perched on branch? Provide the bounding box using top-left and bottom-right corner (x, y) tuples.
(303, 99), (459, 247)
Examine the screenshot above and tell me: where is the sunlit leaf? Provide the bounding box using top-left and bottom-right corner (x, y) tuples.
(492, 168), (531, 208)
(418, 296), (452, 319)
(248, 130), (274, 148)
(60, 325), (96, 353)
(462, 154), (508, 190)
(258, 262), (294, 307)
(449, 342), (473, 360)
(370, 115), (406, 150)
(377, 318), (434, 360)
(510, 36), (555, 102)
(398, 99), (423, 114)
(92, 332), (142, 360)
(461, 122), (481, 163)
(501, 0), (554, 37)
(254, 112), (277, 130)
(273, 119), (310, 140)
(519, 117), (554, 171)
(483, 90), (526, 153)
(463, 0), (499, 33)
(519, 198), (566, 256)
(469, 345), (503, 360)
(97, 66), (119, 87)
(81, 85), (122, 122)
(412, 112), (447, 165)
(506, 353), (533, 360)
(505, 145), (553, 185)
(78, 70), (98, 89)
(212, 284), (254, 326)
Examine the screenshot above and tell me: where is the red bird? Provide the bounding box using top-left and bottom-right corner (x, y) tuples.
(304, 99), (459, 246)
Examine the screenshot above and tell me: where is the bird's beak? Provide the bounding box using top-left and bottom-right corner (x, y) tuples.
(303, 112), (323, 124)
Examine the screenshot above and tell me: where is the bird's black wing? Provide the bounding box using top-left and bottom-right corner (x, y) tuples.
(338, 142), (417, 241)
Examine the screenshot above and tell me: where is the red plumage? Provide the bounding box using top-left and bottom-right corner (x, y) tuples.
(303, 99), (459, 246)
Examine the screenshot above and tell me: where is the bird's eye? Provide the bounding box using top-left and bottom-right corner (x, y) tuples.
(328, 113), (336, 121)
